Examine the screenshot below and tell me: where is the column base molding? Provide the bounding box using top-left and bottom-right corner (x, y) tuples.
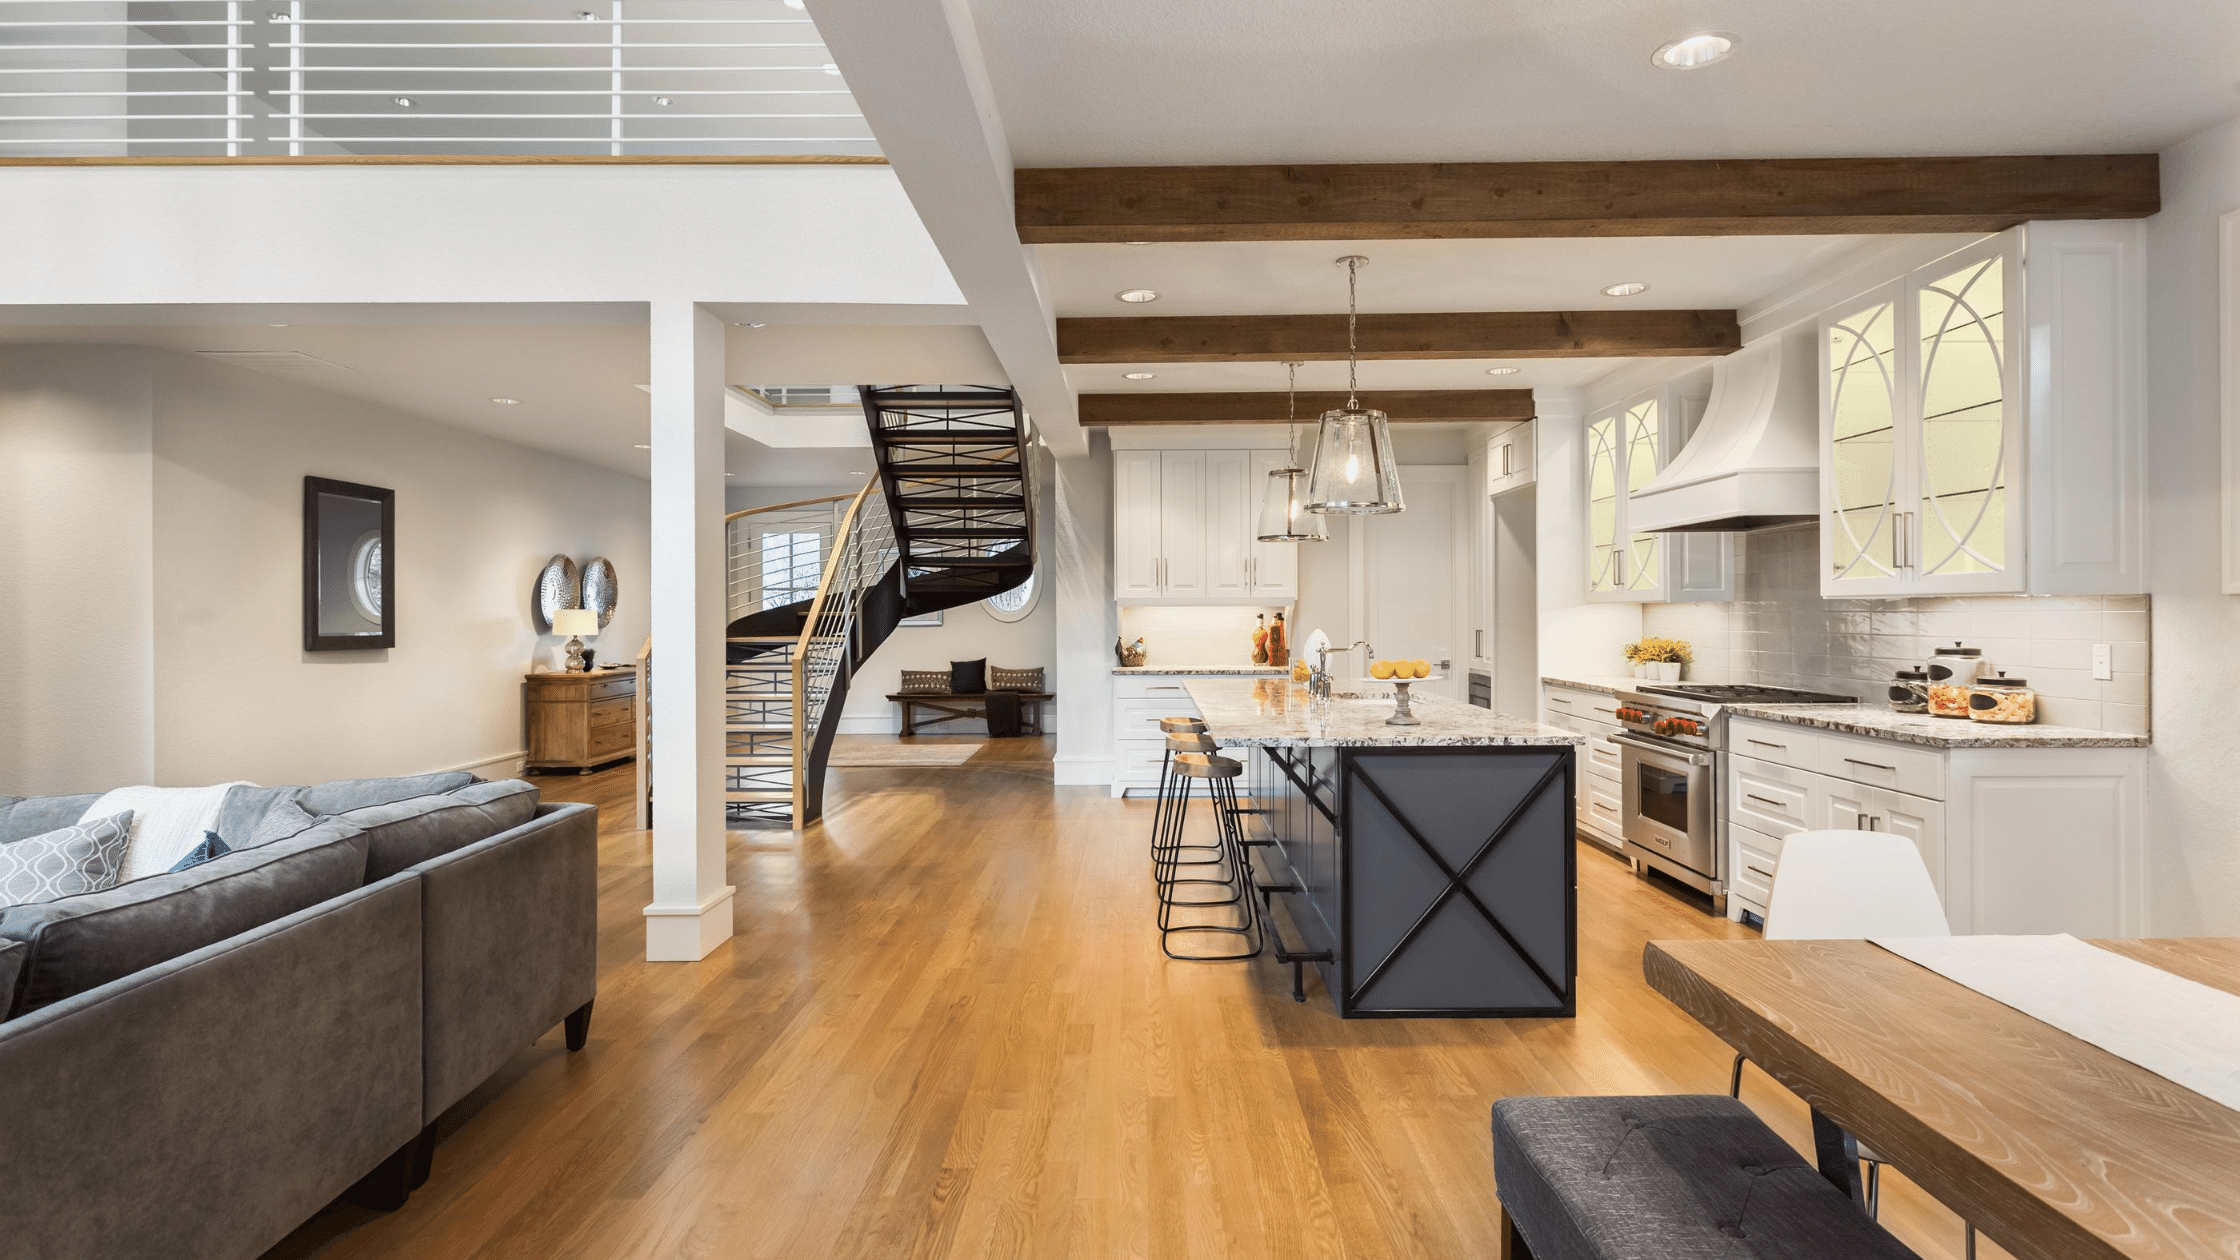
(643, 885), (736, 961)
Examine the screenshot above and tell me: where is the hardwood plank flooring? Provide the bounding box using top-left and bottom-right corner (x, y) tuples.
(271, 742), (2002, 1259)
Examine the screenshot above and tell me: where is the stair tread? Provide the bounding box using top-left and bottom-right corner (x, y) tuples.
(907, 555), (1029, 568)
(895, 495), (1026, 508)
(888, 467), (1025, 478)
(904, 527), (1030, 538)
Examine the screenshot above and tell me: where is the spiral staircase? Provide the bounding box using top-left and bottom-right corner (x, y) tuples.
(635, 386), (1033, 829)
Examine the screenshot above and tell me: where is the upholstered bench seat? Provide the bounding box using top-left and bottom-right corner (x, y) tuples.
(1491, 1095), (1922, 1260)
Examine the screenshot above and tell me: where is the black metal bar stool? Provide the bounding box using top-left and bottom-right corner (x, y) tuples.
(1155, 749), (1263, 961)
(1150, 718), (1212, 873)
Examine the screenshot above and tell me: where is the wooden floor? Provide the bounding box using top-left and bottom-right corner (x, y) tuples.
(273, 737), (1999, 1260)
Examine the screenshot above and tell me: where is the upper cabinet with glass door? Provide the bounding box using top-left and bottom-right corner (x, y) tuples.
(1820, 224), (2146, 598)
(1586, 384), (1734, 604)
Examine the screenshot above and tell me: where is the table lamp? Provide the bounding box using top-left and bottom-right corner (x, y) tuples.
(551, 608), (600, 673)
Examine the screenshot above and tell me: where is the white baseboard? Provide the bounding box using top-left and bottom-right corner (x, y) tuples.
(434, 749), (528, 780)
(1052, 755), (1112, 786)
(839, 704), (1061, 737)
(836, 715), (903, 735)
(644, 885), (736, 962)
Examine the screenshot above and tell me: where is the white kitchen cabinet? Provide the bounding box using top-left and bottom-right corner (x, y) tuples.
(1485, 421), (1535, 497)
(1723, 717), (2143, 935)
(1109, 673), (1203, 796)
(1112, 446), (1299, 601)
(1468, 444), (1495, 668)
(1585, 384), (1732, 604)
(1543, 683), (1626, 854)
(1820, 224), (2147, 598)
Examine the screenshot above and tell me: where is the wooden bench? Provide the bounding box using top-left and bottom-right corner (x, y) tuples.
(887, 691), (1054, 736)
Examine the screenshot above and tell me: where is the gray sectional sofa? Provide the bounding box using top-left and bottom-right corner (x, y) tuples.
(0, 772), (599, 1260)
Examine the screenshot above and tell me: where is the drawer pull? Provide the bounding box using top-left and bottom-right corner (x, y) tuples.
(1745, 864), (1774, 879)
(1843, 757), (1897, 773)
(1148, 685), (1183, 690)
(1745, 738), (1788, 750)
(1547, 695), (1574, 706)
(1743, 793), (1787, 809)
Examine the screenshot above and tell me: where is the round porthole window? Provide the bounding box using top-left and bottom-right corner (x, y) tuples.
(984, 570), (1038, 623)
(348, 530), (384, 622)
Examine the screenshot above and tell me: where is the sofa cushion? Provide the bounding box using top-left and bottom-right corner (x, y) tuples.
(0, 794), (103, 845)
(0, 818), (371, 1018)
(297, 772), (476, 818)
(0, 938), (22, 1020)
(0, 812), (134, 908)
(248, 800), (320, 846)
(349, 780), (541, 884)
(1491, 1094), (1922, 1260)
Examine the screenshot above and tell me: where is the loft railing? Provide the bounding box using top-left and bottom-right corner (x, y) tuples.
(0, 0), (880, 159)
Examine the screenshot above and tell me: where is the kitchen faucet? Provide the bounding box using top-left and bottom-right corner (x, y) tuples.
(1309, 639), (1375, 703)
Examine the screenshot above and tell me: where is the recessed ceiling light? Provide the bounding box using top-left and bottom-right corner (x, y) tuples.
(393, 97), (415, 108)
(1485, 367), (1521, 376)
(1123, 241), (1153, 246)
(1123, 371), (1156, 380)
(1652, 32), (1735, 70)
(652, 95), (673, 106)
(634, 443), (650, 449)
(725, 472), (736, 477)
(821, 62), (840, 76)
(1115, 289), (1159, 304)
(576, 9), (597, 20)
(1601, 281), (1651, 297)
(267, 323), (289, 327)
(490, 397), (521, 405)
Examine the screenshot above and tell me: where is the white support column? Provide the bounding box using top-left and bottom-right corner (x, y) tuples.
(1051, 441), (1116, 786)
(644, 300), (735, 961)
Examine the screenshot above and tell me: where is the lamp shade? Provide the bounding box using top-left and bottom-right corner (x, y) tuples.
(1256, 463), (1329, 541)
(1305, 406), (1405, 514)
(551, 608), (600, 637)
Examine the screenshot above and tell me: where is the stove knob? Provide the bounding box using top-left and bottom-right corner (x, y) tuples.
(1652, 718), (1672, 736)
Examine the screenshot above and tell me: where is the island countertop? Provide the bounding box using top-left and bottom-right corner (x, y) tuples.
(1184, 677), (1583, 748)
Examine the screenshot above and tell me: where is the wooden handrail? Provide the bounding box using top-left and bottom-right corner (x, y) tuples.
(723, 493), (855, 524)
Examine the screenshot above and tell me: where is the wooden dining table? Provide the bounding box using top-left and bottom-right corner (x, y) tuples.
(1644, 936), (2240, 1260)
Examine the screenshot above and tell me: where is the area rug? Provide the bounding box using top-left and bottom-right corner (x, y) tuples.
(826, 738), (985, 767)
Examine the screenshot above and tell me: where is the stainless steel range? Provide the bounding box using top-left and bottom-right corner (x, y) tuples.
(1611, 683), (1855, 911)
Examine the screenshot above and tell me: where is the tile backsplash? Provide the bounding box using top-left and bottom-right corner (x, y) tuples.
(1642, 524), (2150, 734)
(1117, 605), (1295, 669)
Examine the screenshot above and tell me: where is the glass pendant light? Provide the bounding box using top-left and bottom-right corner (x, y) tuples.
(1256, 361), (1329, 542)
(1305, 255), (1405, 515)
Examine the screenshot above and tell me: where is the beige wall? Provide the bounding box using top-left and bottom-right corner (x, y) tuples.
(0, 343), (653, 791)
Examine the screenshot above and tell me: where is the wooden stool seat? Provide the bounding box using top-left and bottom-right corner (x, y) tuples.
(1159, 717), (1207, 733)
(1172, 752), (1242, 779)
(1165, 731), (1219, 755)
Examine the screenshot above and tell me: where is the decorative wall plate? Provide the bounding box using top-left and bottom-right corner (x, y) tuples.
(582, 556), (619, 630)
(535, 554), (580, 632)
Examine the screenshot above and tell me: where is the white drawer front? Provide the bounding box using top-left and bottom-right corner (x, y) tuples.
(1114, 674), (1204, 701)
(1113, 696), (1203, 743)
(1818, 730), (1945, 800)
(1584, 730), (1623, 783)
(1728, 825), (1783, 903)
(1584, 777), (1625, 841)
(1544, 685), (1622, 726)
(1112, 742), (1170, 787)
(1728, 755), (1818, 838)
(1728, 718), (1818, 771)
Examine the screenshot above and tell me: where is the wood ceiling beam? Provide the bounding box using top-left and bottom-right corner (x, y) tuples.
(1016, 155), (2161, 243)
(1058, 310), (1738, 363)
(1079, 390), (1534, 426)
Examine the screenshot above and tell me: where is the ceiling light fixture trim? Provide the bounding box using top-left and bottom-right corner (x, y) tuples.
(1115, 288), (1159, 303)
(1652, 32), (1736, 70)
(1601, 281), (1652, 297)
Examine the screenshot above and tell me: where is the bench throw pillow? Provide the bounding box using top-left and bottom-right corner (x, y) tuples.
(990, 666), (1044, 693)
(950, 658), (987, 695)
(898, 669), (949, 694)
(0, 817), (371, 1018)
(0, 813), (134, 909)
(346, 779), (542, 883)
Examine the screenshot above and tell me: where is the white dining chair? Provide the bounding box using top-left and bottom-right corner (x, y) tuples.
(1737, 829), (1973, 1255)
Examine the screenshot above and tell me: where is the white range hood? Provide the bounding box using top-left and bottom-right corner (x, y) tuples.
(1629, 333), (1820, 533)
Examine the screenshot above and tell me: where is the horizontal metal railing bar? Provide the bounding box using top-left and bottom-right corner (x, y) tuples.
(0, 66), (263, 73)
(283, 18), (817, 25)
(252, 65), (846, 73)
(240, 137), (881, 144)
(0, 112), (253, 119)
(0, 19), (252, 26)
(0, 41), (252, 48)
(274, 113), (865, 120)
(0, 90), (259, 96)
(275, 42), (830, 49)
(274, 88), (850, 96)
(0, 136), (256, 143)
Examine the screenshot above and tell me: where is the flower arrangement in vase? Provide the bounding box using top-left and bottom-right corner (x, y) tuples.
(1623, 637), (1693, 683)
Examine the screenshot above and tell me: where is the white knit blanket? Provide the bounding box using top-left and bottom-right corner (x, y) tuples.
(81, 782), (253, 882)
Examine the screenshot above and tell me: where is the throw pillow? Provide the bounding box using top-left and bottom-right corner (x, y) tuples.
(0, 812), (134, 908)
(989, 665), (1045, 693)
(166, 830), (232, 874)
(898, 669), (950, 694)
(950, 658), (987, 695)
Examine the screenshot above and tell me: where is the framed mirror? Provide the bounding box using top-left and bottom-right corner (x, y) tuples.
(303, 475), (395, 651)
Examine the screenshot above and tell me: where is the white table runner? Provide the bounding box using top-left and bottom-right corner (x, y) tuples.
(1873, 934), (2240, 1114)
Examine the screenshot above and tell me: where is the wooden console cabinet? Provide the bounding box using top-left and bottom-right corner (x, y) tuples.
(525, 667), (638, 773)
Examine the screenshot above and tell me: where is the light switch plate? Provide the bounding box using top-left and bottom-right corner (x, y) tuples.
(2092, 643), (2113, 680)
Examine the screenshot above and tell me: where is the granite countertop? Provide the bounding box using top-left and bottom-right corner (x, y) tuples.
(1185, 678), (1582, 748)
(1540, 674), (1646, 696)
(1723, 704), (2152, 749)
(1111, 665), (1290, 676)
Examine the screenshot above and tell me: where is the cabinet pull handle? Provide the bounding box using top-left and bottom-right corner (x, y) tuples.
(1843, 757), (1897, 773)
(1501, 443), (1511, 477)
(1745, 738), (1787, 750)
(1745, 864), (1774, 880)
(1743, 793), (1786, 808)
(1148, 685), (1182, 690)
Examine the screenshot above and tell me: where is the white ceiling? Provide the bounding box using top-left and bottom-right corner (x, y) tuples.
(967, 0), (2240, 166)
(0, 314), (1006, 480)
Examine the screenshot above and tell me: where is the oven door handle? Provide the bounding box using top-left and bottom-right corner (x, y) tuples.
(1610, 733), (1713, 767)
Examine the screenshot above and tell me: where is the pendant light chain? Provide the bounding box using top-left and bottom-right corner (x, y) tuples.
(1286, 360), (1303, 467)
(1345, 256), (1361, 409)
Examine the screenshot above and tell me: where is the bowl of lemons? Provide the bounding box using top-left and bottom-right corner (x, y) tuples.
(1365, 659), (1439, 725)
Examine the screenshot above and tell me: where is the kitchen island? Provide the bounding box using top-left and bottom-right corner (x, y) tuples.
(1184, 678), (1584, 1018)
